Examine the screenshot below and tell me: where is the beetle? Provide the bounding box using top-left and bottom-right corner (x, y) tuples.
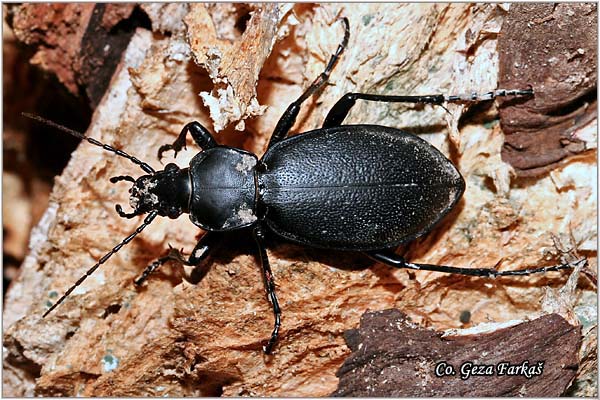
(28, 18), (581, 354)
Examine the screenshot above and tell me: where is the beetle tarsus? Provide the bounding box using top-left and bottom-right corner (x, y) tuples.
(135, 256), (170, 286)
(445, 88), (534, 102)
(158, 121), (218, 162)
(110, 175), (136, 184)
(135, 232), (219, 286)
(157, 143), (181, 162)
(134, 247), (186, 286)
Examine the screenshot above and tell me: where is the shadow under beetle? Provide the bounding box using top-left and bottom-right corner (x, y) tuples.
(29, 18), (583, 354)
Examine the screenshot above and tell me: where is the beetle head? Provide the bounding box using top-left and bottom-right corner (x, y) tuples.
(112, 163), (191, 219)
(21, 113), (191, 220)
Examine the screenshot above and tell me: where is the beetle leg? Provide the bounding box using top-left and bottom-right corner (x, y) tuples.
(253, 225), (281, 354)
(135, 232), (220, 286)
(266, 18), (350, 151)
(185, 231), (222, 284)
(158, 121), (218, 162)
(134, 250), (180, 286)
(366, 249), (581, 277)
(322, 89), (534, 128)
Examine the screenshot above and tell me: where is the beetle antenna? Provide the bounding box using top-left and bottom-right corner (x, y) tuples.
(22, 113), (155, 174)
(43, 211), (159, 317)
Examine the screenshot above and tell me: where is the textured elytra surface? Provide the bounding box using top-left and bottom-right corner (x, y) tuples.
(260, 125), (464, 250)
(3, 3), (596, 397)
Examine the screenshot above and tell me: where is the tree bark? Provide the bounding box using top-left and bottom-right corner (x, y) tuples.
(3, 3), (596, 397)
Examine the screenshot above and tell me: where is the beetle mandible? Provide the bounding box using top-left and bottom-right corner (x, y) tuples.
(29, 17), (582, 354)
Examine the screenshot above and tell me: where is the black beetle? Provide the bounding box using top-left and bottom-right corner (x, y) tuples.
(28, 18), (581, 354)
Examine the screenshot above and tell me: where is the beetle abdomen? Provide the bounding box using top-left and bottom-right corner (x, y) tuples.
(258, 125), (465, 250)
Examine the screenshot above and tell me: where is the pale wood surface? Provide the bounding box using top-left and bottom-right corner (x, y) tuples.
(3, 4), (596, 396)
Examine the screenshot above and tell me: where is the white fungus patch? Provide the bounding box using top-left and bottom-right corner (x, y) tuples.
(235, 154), (256, 173)
(130, 180), (159, 209)
(236, 205), (256, 224)
(221, 204), (256, 228)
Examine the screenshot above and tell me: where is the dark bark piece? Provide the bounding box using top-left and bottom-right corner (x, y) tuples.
(78, 4), (147, 107)
(333, 309), (581, 397)
(8, 3), (150, 108)
(498, 3), (597, 178)
(8, 3), (95, 95)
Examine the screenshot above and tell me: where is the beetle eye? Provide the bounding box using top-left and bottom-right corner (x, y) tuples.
(168, 207), (180, 219)
(166, 163), (179, 172)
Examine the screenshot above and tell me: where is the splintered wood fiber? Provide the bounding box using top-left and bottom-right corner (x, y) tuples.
(3, 3), (596, 397)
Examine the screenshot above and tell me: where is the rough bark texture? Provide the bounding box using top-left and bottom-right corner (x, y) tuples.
(8, 3), (96, 95)
(2, 6), (90, 303)
(333, 310), (580, 397)
(498, 3), (597, 177)
(8, 3), (146, 106)
(184, 3), (293, 132)
(3, 3), (597, 397)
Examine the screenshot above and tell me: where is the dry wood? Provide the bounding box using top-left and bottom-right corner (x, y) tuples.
(334, 310), (580, 397)
(3, 3), (596, 397)
(498, 3), (597, 177)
